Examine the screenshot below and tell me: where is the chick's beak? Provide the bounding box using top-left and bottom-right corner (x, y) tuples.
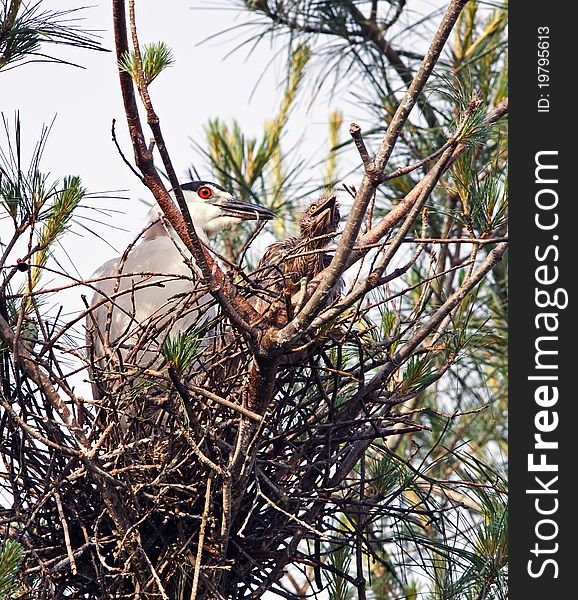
(214, 199), (276, 221)
(312, 195), (339, 228)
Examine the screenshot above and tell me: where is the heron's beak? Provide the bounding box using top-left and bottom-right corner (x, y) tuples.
(214, 199), (276, 221)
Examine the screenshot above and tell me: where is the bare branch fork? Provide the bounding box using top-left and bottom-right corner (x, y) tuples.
(263, 0), (473, 353)
(109, 5), (286, 590)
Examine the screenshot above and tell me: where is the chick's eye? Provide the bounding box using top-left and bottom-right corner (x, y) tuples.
(309, 204), (317, 213)
(198, 186), (212, 199)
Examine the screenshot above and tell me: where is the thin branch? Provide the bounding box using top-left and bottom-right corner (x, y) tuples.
(189, 385), (262, 422)
(351, 97), (508, 263)
(309, 100), (480, 330)
(111, 118), (144, 183)
(54, 491), (77, 575)
(349, 122), (373, 169)
(315, 143), (459, 330)
(263, 0), (472, 353)
(191, 475), (213, 600)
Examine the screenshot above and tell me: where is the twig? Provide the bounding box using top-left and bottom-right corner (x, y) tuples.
(355, 455), (367, 600)
(111, 118), (144, 183)
(343, 241), (509, 414)
(189, 385), (262, 422)
(0, 391), (79, 456)
(138, 548), (170, 600)
(309, 139), (461, 330)
(381, 135), (456, 181)
(350, 98), (509, 264)
(191, 475), (213, 600)
(181, 428), (227, 477)
(284, 98), (509, 335)
(349, 122), (373, 170)
(0, 314), (88, 448)
(256, 485), (328, 540)
(55, 491), (77, 575)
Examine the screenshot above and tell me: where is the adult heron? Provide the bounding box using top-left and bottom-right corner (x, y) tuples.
(86, 181), (275, 397)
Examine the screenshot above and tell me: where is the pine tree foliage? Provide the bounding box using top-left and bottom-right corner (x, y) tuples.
(0, 0), (105, 71)
(119, 40), (174, 85)
(0, 540), (23, 598)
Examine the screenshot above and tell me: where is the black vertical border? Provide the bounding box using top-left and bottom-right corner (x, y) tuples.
(509, 3), (572, 597)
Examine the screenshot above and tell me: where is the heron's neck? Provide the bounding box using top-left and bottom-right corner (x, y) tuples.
(142, 206), (211, 246)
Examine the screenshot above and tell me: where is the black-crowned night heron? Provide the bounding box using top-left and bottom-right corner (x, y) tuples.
(254, 194), (341, 325)
(86, 181), (275, 396)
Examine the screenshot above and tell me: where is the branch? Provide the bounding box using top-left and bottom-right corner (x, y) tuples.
(127, 0), (197, 239)
(189, 385), (263, 422)
(191, 475), (213, 600)
(344, 241), (509, 413)
(251, 242), (507, 596)
(0, 391), (79, 456)
(297, 96), (508, 309)
(111, 0), (260, 338)
(349, 122), (372, 169)
(111, 118), (144, 183)
(0, 307), (155, 590)
(263, 0), (472, 353)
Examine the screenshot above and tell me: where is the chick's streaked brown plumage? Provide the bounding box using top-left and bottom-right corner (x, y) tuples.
(254, 195), (341, 325)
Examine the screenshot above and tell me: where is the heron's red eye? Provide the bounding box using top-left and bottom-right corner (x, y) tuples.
(198, 186), (212, 200)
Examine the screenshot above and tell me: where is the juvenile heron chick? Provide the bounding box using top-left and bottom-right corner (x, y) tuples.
(254, 195), (341, 324)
